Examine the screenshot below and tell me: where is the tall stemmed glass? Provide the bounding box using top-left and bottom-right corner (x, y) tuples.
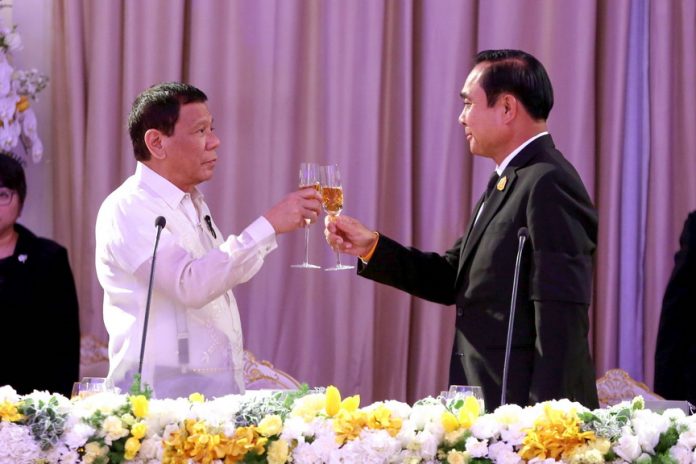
(291, 162), (322, 269)
(320, 164), (355, 271)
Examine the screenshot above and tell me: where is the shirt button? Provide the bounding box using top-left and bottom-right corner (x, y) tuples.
(456, 307), (463, 316)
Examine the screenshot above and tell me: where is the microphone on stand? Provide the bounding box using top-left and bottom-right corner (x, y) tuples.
(137, 216), (166, 377)
(500, 227), (529, 406)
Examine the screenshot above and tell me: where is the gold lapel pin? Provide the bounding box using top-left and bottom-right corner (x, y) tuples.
(496, 176), (507, 191)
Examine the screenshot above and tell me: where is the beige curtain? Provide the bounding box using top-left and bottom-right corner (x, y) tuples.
(50, 0), (696, 403)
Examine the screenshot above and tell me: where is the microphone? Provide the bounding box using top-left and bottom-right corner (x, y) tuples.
(500, 227), (529, 406)
(204, 215), (217, 239)
(137, 216), (166, 377)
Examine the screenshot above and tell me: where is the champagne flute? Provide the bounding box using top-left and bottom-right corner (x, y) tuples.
(291, 162), (322, 269)
(320, 164), (355, 271)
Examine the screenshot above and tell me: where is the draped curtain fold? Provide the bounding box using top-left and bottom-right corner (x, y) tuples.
(49, 0), (696, 404)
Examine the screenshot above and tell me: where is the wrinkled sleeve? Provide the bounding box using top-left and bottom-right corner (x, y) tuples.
(134, 217), (277, 308)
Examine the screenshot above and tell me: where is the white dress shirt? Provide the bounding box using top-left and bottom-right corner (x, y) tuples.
(95, 163), (277, 398)
(475, 131), (549, 224)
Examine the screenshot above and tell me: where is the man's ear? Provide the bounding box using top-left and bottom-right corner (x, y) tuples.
(144, 129), (166, 160)
(500, 94), (518, 123)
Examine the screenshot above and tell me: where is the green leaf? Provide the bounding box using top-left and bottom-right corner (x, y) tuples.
(128, 373), (153, 399)
(654, 425), (680, 454)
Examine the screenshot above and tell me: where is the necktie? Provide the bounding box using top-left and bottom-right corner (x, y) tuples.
(484, 171), (500, 202)
(474, 172), (499, 225)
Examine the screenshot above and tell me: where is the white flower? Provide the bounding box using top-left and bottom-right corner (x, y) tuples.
(137, 436), (163, 460)
(500, 422), (527, 445)
(0, 421), (42, 464)
(0, 93), (18, 121)
(489, 441), (522, 464)
(40, 444), (80, 464)
(0, 385), (20, 402)
(101, 415), (129, 444)
(4, 30), (21, 51)
(0, 20), (47, 163)
(632, 409), (669, 451)
(678, 428), (696, 449)
(0, 56), (12, 96)
(470, 414), (501, 439)
(145, 397), (190, 436)
(0, 117), (20, 150)
(670, 444), (693, 464)
(465, 436), (489, 458)
(281, 415), (313, 443)
(613, 432), (642, 461)
(338, 429), (401, 463)
(62, 420), (94, 449)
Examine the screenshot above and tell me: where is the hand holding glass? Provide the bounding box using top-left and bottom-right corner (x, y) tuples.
(321, 164), (354, 271)
(291, 162), (321, 269)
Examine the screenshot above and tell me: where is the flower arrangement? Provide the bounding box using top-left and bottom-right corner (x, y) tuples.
(0, 17), (48, 164)
(1, 384), (695, 464)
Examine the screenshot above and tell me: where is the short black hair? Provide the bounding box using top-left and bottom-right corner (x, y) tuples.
(127, 82), (208, 161)
(0, 153), (27, 206)
(474, 49), (554, 120)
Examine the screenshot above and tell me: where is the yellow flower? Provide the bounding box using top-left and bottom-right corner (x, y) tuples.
(16, 95), (29, 113)
(457, 396), (480, 428)
(446, 449), (470, 464)
(291, 393), (326, 422)
(325, 385), (341, 417)
(366, 405), (402, 437)
(267, 439), (290, 464)
(441, 396), (480, 432)
(257, 415), (283, 437)
(184, 420), (229, 463)
(129, 394), (149, 418)
(0, 400), (23, 422)
(131, 421), (148, 440)
(189, 392), (205, 403)
(342, 394), (360, 412)
(519, 404), (595, 461)
(593, 437), (611, 454)
(333, 409), (367, 445)
(442, 411), (459, 433)
(124, 436), (141, 460)
(83, 441), (108, 464)
(226, 426), (267, 460)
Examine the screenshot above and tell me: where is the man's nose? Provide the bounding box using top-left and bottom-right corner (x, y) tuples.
(208, 132), (221, 149)
(458, 109), (466, 125)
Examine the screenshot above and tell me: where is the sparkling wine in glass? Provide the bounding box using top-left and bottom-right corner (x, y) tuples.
(291, 162), (321, 269)
(321, 164), (354, 271)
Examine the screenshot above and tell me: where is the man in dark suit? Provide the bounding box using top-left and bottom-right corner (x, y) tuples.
(654, 211), (696, 405)
(325, 49), (598, 409)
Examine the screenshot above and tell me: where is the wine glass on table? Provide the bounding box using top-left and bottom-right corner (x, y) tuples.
(320, 164), (354, 271)
(291, 162), (322, 269)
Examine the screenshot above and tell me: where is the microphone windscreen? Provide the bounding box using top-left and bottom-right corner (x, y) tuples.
(155, 216), (167, 228)
(518, 227), (529, 238)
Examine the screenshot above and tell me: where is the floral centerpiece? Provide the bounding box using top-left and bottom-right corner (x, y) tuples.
(1, 381), (696, 464)
(0, 16), (48, 164)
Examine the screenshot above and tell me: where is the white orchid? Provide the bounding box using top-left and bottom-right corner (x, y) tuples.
(0, 20), (47, 163)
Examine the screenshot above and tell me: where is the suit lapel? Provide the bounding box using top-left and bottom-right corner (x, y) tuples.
(456, 134), (553, 281)
(458, 169), (518, 271)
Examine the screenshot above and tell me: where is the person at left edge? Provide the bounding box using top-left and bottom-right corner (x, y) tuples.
(0, 153), (80, 397)
(95, 82), (322, 399)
